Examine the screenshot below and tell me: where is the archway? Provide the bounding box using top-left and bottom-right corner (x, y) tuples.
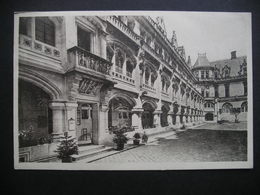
(108, 95), (135, 131)
(205, 112), (214, 121)
(19, 80), (53, 147)
(222, 102), (233, 113)
(142, 102), (155, 129)
(161, 104), (170, 127)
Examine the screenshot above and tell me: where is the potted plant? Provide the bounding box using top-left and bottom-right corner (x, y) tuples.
(112, 128), (128, 150)
(180, 124), (186, 130)
(133, 132), (141, 145)
(142, 131), (148, 144)
(55, 132), (78, 162)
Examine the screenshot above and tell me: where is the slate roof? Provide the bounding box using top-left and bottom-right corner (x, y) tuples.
(193, 53), (210, 68)
(210, 56), (247, 77)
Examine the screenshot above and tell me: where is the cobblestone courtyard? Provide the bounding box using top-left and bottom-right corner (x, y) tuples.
(91, 124), (247, 163)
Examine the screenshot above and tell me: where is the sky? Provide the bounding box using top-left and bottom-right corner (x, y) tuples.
(157, 12), (251, 65)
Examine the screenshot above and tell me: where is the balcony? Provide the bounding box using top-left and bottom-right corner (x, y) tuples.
(67, 46), (112, 76)
(107, 16), (140, 42)
(112, 71), (135, 85)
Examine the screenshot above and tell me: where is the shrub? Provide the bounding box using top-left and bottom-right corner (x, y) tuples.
(55, 132), (78, 160)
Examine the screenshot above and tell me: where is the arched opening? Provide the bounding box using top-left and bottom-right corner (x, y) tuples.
(19, 80), (52, 148)
(115, 49), (125, 74)
(126, 60), (134, 78)
(161, 104), (170, 127)
(241, 101), (248, 112)
(142, 102), (155, 129)
(108, 96), (134, 131)
(222, 103), (233, 113)
(205, 112), (214, 121)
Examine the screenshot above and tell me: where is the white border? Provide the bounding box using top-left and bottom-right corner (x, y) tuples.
(13, 11), (253, 170)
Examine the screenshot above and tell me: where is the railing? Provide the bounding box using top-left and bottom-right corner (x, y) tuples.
(112, 71), (135, 85)
(107, 16), (141, 42)
(68, 46), (112, 75)
(142, 83), (156, 92)
(161, 90), (169, 97)
(19, 34), (61, 59)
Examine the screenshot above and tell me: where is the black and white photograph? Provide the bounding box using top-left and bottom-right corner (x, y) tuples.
(13, 11), (253, 170)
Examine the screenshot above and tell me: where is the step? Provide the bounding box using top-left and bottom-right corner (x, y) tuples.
(78, 145), (106, 154)
(71, 146), (113, 161)
(77, 144), (139, 163)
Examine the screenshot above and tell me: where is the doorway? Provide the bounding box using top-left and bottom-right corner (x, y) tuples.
(77, 103), (93, 145)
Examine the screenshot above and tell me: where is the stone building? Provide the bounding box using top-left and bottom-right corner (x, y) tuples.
(192, 51), (247, 122)
(17, 15), (205, 161)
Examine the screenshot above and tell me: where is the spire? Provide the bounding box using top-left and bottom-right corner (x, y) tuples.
(171, 30), (178, 48)
(156, 16), (167, 36)
(177, 46), (186, 60)
(187, 55), (191, 67)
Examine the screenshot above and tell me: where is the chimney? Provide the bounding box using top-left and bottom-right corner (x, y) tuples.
(231, 51), (237, 60)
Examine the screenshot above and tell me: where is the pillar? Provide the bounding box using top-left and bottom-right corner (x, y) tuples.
(131, 108), (143, 131)
(49, 102), (65, 141)
(153, 110), (162, 127)
(98, 104), (110, 144)
(167, 113), (173, 126)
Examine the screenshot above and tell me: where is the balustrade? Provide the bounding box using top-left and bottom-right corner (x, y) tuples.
(68, 46), (112, 75)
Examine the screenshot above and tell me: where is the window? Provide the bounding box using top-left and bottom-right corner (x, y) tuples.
(123, 112), (128, 119)
(243, 81), (247, 95)
(214, 85), (219, 97)
(241, 102), (248, 112)
(222, 103), (233, 113)
(126, 61), (134, 78)
(77, 27), (91, 51)
(115, 50), (124, 73)
(225, 84), (230, 97)
(35, 17), (55, 46)
(145, 68), (150, 85)
(201, 89), (204, 97)
(19, 17), (30, 36)
(206, 70), (209, 79)
(82, 110), (89, 119)
(201, 71), (205, 79)
(206, 91), (209, 97)
(214, 71), (218, 79)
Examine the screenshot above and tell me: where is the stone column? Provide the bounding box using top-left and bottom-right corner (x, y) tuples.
(49, 102), (65, 141)
(167, 113), (173, 126)
(175, 114), (181, 128)
(131, 108), (143, 131)
(98, 104), (110, 144)
(100, 33), (107, 59)
(153, 110), (162, 128)
(122, 55), (127, 75)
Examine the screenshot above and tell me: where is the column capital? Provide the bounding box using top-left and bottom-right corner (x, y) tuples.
(132, 107), (144, 113)
(49, 102), (65, 110)
(153, 110), (162, 114)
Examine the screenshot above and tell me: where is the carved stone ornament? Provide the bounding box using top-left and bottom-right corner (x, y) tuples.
(78, 78), (102, 95)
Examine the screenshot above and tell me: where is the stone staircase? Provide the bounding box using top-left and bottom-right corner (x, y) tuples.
(71, 145), (113, 162)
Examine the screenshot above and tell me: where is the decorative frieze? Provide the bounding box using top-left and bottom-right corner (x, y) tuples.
(19, 34), (61, 59)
